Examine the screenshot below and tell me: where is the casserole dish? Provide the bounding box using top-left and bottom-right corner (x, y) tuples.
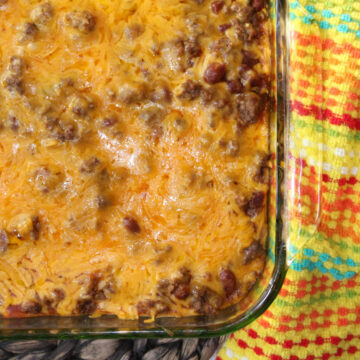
(0, 0), (288, 339)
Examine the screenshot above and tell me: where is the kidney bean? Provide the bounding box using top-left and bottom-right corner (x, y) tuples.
(219, 23), (232, 32)
(219, 269), (237, 298)
(211, 1), (224, 14)
(123, 216), (141, 233)
(243, 191), (265, 217)
(204, 63), (226, 84)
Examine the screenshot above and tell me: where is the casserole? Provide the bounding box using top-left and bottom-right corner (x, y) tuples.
(0, 0), (287, 338)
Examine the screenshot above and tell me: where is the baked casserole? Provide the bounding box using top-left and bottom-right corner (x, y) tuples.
(0, 0), (270, 318)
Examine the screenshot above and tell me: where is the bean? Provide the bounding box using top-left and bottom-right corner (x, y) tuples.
(211, 1), (224, 14)
(219, 23), (231, 32)
(219, 269), (236, 298)
(243, 191), (265, 217)
(204, 62), (226, 84)
(123, 216), (141, 233)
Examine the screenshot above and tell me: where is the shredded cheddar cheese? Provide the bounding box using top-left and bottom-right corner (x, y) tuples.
(0, 0), (270, 318)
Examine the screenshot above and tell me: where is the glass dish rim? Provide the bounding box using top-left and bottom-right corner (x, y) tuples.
(0, 0), (288, 340)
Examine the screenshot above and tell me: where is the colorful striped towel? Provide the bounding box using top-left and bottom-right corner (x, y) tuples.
(217, 0), (360, 358)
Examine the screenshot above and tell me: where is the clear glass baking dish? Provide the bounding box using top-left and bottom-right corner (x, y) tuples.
(0, 0), (289, 340)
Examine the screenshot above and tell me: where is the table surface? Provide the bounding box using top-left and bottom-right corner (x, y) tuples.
(0, 337), (227, 360)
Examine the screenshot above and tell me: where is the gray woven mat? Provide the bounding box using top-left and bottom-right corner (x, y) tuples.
(0, 337), (227, 360)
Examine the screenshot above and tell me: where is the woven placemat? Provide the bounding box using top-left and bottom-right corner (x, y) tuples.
(0, 337), (227, 360)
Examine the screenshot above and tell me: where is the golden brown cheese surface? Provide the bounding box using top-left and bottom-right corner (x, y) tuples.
(0, 0), (270, 318)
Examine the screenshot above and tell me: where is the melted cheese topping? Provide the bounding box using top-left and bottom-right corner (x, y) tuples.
(0, 0), (270, 318)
